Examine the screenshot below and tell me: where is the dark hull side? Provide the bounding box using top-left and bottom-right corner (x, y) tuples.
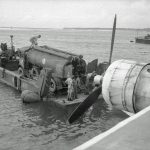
(135, 38), (150, 44)
(0, 66), (85, 107)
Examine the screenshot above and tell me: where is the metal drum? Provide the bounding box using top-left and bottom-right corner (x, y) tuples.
(102, 59), (150, 113)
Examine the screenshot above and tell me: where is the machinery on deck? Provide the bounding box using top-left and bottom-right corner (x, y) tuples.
(0, 35), (19, 71)
(17, 45), (87, 92)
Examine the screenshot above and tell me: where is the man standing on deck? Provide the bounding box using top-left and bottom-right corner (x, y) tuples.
(65, 74), (74, 101)
(30, 35), (41, 47)
(78, 55), (86, 76)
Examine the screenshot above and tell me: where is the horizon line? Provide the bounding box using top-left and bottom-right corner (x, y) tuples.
(0, 26), (150, 30)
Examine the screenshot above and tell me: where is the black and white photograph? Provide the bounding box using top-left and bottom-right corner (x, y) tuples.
(0, 0), (150, 150)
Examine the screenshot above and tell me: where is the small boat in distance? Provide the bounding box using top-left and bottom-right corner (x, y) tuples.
(135, 34), (150, 44)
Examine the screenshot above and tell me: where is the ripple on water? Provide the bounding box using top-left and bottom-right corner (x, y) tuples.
(0, 83), (128, 150)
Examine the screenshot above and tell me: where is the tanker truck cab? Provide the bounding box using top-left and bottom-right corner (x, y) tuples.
(16, 45), (83, 93)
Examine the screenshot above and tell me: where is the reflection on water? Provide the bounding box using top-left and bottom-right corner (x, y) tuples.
(0, 28), (149, 149)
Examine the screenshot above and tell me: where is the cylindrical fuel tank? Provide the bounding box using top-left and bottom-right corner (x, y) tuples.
(27, 49), (68, 77)
(102, 59), (150, 113)
(18, 46), (75, 78)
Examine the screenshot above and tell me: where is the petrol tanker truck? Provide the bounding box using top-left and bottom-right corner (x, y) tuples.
(17, 45), (85, 93)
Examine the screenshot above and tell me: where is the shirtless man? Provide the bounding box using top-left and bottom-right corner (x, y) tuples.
(30, 35), (41, 47)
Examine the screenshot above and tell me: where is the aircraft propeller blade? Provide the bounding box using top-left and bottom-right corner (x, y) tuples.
(68, 86), (102, 124)
(108, 14), (117, 65)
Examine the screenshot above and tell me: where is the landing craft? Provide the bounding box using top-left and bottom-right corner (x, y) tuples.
(0, 33), (108, 105)
(135, 34), (150, 44)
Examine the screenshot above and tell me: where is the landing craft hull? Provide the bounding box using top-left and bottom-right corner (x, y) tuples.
(0, 67), (39, 93)
(0, 66), (85, 108)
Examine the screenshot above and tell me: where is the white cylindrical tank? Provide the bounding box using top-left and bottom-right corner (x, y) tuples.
(102, 59), (150, 113)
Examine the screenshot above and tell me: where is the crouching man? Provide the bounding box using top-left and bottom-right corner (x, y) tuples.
(85, 71), (97, 94)
(92, 75), (103, 92)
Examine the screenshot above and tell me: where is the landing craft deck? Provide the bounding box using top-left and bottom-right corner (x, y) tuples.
(47, 94), (86, 116)
(48, 94), (86, 108)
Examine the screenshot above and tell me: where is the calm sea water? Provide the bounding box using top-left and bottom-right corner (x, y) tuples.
(0, 28), (150, 150)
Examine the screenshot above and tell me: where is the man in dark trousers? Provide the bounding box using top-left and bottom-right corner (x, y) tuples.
(78, 55), (86, 75)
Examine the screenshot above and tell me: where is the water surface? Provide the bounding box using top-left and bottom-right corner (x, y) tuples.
(0, 28), (149, 150)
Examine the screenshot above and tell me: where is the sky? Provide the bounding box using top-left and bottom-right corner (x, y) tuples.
(0, 0), (150, 28)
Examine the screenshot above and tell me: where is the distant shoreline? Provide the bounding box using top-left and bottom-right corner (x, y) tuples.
(0, 27), (150, 31)
(0, 27), (55, 30)
(63, 28), (150, 31)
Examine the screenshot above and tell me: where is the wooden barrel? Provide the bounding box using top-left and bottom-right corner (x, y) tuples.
(102, 59), (150, 113)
